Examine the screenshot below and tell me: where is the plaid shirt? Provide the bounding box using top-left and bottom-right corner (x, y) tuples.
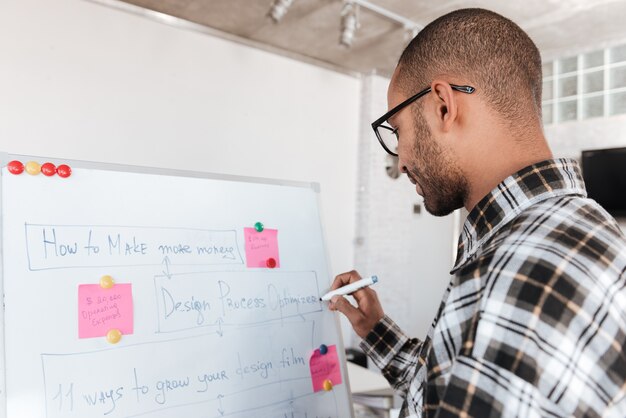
(360, 158), (626, 418)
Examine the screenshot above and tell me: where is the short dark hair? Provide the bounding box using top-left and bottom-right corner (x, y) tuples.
(396, 8), (543, 125)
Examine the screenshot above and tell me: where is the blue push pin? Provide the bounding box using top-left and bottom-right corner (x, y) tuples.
(319, 344), (328, 355)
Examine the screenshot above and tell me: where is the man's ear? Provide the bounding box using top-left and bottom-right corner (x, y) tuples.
(430, 80), (458, 132)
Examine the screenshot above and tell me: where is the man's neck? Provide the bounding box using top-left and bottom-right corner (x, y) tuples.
(463, 140), (553, 212)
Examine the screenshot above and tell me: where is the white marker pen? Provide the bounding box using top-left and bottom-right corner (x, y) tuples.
(320, 275), (379, 301)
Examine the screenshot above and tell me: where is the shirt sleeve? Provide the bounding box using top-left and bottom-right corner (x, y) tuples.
(359, 315), (431, 397)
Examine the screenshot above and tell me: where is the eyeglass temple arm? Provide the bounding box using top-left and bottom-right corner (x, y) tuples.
(451, 85), (475, 94)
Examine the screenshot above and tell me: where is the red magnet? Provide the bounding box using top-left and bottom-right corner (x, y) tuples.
(56, 164), (72, 178)
(7, 160), (24, 175)
(41, 162), (56, 176)
(266, 258), (277, 268)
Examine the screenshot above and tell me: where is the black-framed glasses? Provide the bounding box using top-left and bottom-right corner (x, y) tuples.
(371, 84), (476, 156)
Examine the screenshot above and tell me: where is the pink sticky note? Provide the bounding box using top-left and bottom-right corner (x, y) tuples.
(78, 284), (134, 339)
(309, 345), (342, 392)
(244, 227), (280, 268)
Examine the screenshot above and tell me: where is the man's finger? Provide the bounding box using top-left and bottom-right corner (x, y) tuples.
(349, 286), (377, 304)
(331, 270), (362, 290)
(328, 295), (362, 326)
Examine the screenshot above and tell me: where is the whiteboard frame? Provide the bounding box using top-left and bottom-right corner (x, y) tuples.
(313, 180), (357, 418)
(0, 153), (321, 192)
(0, 152), (355, 418)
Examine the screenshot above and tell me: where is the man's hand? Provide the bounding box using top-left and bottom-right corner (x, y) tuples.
(328, 270), (384, 338)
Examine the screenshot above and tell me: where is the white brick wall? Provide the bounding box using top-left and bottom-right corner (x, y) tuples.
(351, 75), (455, 348)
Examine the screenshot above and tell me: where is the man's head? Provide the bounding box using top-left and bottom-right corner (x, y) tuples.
(396, 8), (543, 126)
(386, 8), (548, 215)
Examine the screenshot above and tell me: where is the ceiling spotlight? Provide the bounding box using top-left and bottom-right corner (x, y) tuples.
(268, 0), (295, 23)
(340, 2), (359, 48)
(404, 26), (420, 42)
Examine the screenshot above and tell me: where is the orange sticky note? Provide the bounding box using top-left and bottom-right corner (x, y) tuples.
(244, 227), (280, 268)
(78, 284), (133, 339)
(309, 344), (342, 392)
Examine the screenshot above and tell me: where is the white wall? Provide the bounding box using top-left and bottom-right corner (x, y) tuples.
(0, 0), (361, 275)
(352, 75), (454, 348)
(545, 114), (626, 158)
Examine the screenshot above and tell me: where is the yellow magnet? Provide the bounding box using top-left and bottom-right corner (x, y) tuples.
(25, 161), (41, 175)
(106, 329), (122, 344)
(100, 275), (115, 289)
(323, 379), (333, 391)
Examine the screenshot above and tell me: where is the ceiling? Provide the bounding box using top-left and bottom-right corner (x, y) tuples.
(110, 0), (626, 76)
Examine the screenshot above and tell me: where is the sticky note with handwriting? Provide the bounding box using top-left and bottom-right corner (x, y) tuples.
(244, 227), (280, 268)
(309, 344), (342, 392)
(78, 283), (133, 339)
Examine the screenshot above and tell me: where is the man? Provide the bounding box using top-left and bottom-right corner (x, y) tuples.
(330, 8), (626, 418)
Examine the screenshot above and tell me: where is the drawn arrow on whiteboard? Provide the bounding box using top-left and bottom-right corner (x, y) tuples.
(310, 320), (316, 348)
(215, 317), (224, 337)
(217, 394), (224, 416)
(222, 252), (236, 260)
(161, 256), (172, 280)
(289, 389), (295, 411)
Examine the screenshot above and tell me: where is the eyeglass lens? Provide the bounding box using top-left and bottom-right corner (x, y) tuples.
(377, 125), (398, 155)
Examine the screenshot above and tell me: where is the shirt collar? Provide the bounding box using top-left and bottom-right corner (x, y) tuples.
(451, 158), (587, 273)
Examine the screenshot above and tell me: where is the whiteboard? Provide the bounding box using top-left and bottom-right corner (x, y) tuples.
(0, 153), (353, 418)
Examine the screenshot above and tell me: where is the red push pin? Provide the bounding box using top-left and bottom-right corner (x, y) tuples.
(266, 258), (277, 268)
(56, 164), (72, 178)
(41, 162), (56, 176)
(7, 160), (24, 175)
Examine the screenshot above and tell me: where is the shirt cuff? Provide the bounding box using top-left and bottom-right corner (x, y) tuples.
(359, 314), (410, 370)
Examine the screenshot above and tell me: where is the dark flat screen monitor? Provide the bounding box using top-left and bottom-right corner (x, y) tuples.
(581, 147), (626, 217)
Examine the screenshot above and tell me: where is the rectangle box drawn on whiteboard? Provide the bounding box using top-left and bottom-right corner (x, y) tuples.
(24, 224), (244, 271)
(154, 270), (322, 333)
(41, 321), (320, 418)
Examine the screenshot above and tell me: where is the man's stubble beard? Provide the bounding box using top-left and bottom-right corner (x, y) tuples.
(408, 109), (468, 217)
